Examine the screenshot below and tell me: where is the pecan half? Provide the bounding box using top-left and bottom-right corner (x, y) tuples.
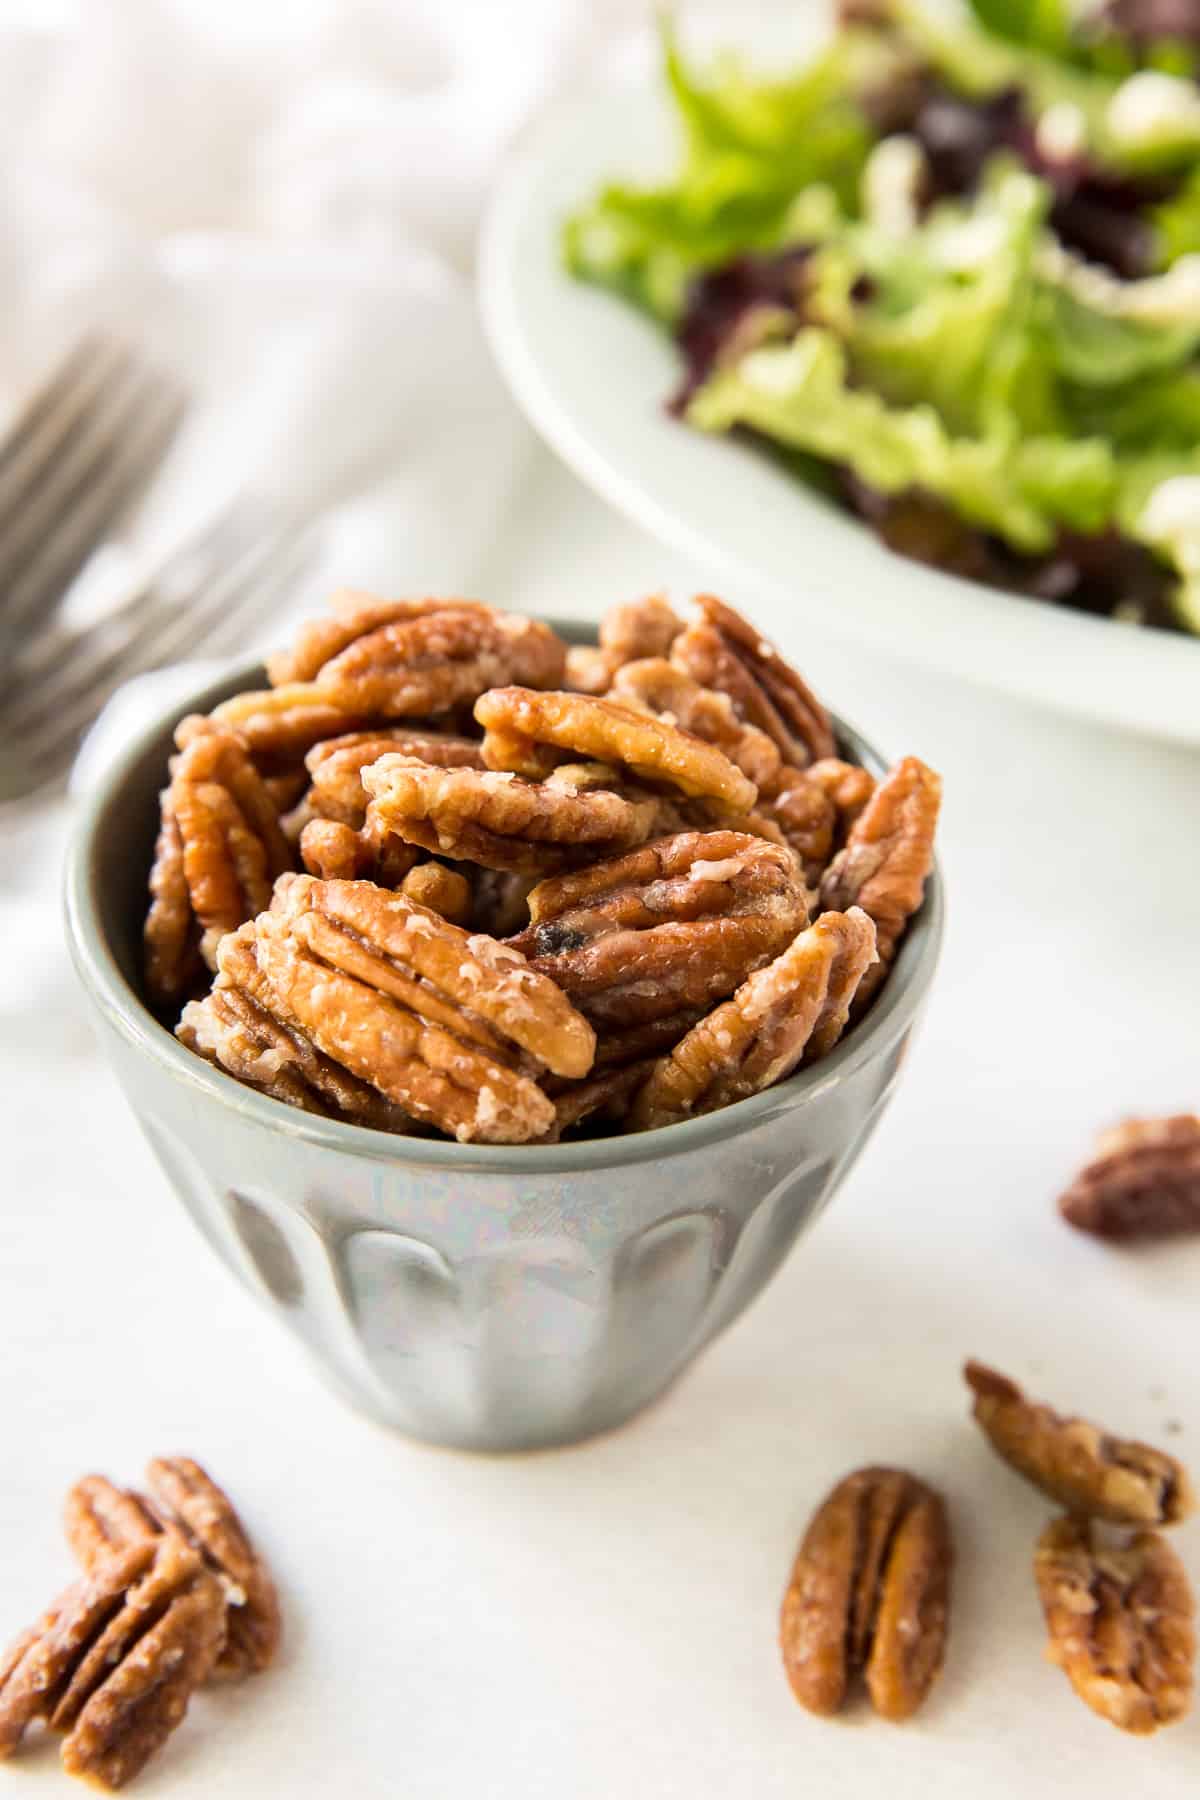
(608, 657), (782, 788)
(819, 755), (940, 998)
(64, 1459), (281, 1681)
(142, 791), (204, 1009)
(563, 593), (684, 694)
(965, 1361), (1195, 1526)
(755, 765), (838, 880)
(293, 726), (484, 831)
(780, 1466), (952, 1721)
(360, 753), (663, 875)
(0, 1538), (224, 1788)
(145, 1459), (280, 1678)
(396, 861), (472, 926)
(179, 922), (415, 1131)
(475, 687), (758, 818)
(806, 757), (876, 836)
(670, 595), (835, 767)
(144, 724), (294, 1005)
(1059, 1115), (1200, 1241)
(1035, 1516), (1195, 1733)
(200, 684), (375, 758)
(537, 1061), (655, 1143)
(246, 875), (594, 1142)
(509, 831), (809, 1030)
(630, 908), (877, 1130)
(298, 816), (420, 886)
(267, 592), (566, 715)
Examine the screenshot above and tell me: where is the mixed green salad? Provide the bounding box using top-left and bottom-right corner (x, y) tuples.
(564, 0), (1200, 634)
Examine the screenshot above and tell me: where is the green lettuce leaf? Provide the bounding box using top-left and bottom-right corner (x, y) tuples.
(965, 0), (1072, 57)
(1117, 456), (1200, 630)
(822, 162), (1062, 438)
(1152, 168), (1200, 265)
(562, 24), (885, 323)
(887, 0), (1200, 174)
(686, 327), (1115, 551)
(1047, 284), (1200, 385)
(1067, 368), (1200, 449)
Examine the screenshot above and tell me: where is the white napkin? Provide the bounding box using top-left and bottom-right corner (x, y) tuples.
(0, 0), (649, 1043)
(0, 0), (657, 681)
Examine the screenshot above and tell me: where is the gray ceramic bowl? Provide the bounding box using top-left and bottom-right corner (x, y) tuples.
(65, 631), (943, 1452)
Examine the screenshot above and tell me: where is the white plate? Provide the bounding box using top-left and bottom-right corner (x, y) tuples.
(478, 47), (1200, 744)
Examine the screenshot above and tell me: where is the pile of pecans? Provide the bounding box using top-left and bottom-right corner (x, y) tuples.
(142, 591), (940, 1144)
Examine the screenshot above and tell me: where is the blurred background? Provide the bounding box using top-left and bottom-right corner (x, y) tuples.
(0, 0), (659, 650)
(1, 9), (1198, 1796)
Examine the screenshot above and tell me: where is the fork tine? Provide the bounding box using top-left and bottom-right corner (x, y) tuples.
(9, 508), (298, 716)
(2, 380), (189, 643)
(0, 355), (186, 587)
(0, 333), (125, 482)
(0, 336), (141, 526)
(2, 524), (312, 788)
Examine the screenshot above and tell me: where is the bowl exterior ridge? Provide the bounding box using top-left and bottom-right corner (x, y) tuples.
(66, 635), (942, 1451)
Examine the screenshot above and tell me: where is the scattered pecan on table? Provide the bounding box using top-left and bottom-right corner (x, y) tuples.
(141, 588), (940, 1142)
(1035, 1517), (1195, 1734)
(1058, 1115), (1200, 1242)
(0, 1539), (224, 1789)
(965, 1361), (1195, 1527)
(780, 1465), (953, 1722)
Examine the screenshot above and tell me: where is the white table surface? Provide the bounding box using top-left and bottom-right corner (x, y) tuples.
(2, 446), (1199, 1796)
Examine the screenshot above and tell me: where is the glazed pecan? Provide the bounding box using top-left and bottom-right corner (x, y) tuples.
(780, 1466), (952, 1722)
(564, 593), (684, 694)
(142, 791), (204, 1009)
(267, 592), (566, 715)
(806, 757), (876, 836)
(819, 755), (940, 997)
(591, 1007), (709, 1071)
(0, 1538), (224, 1789)
(1059, 1115), (1200, 1241)
(360, 753), (663, 874)
(200, 684), (375, 758)
(144, 724), (294, 1004)
(1035, 1516), (1195, 1733)
(475, 687), (758, 818)
(295, 727), (484, 830)
(755, 765), (838, 880)
(538, 1061), (655, 1143)
(670, 595), (835, 767)
(510, 831), (809, 1030)
(248, 875), (594, 1142)
(299, 815), (420, 886)
(179, 924), (415, 1130)
(608, 657), (782, 788)
(965, 1361), (1195, 1526)
(65, 1459), (281, 1681)
(395, 861), (472, 926)
(630, 908), (877, 1130)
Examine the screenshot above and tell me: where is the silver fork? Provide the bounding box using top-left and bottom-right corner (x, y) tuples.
(0, 333), (189, 651)
(0, 497), (315, 806)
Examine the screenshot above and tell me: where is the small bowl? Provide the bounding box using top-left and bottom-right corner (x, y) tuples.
(65, 629), (943, 1453)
